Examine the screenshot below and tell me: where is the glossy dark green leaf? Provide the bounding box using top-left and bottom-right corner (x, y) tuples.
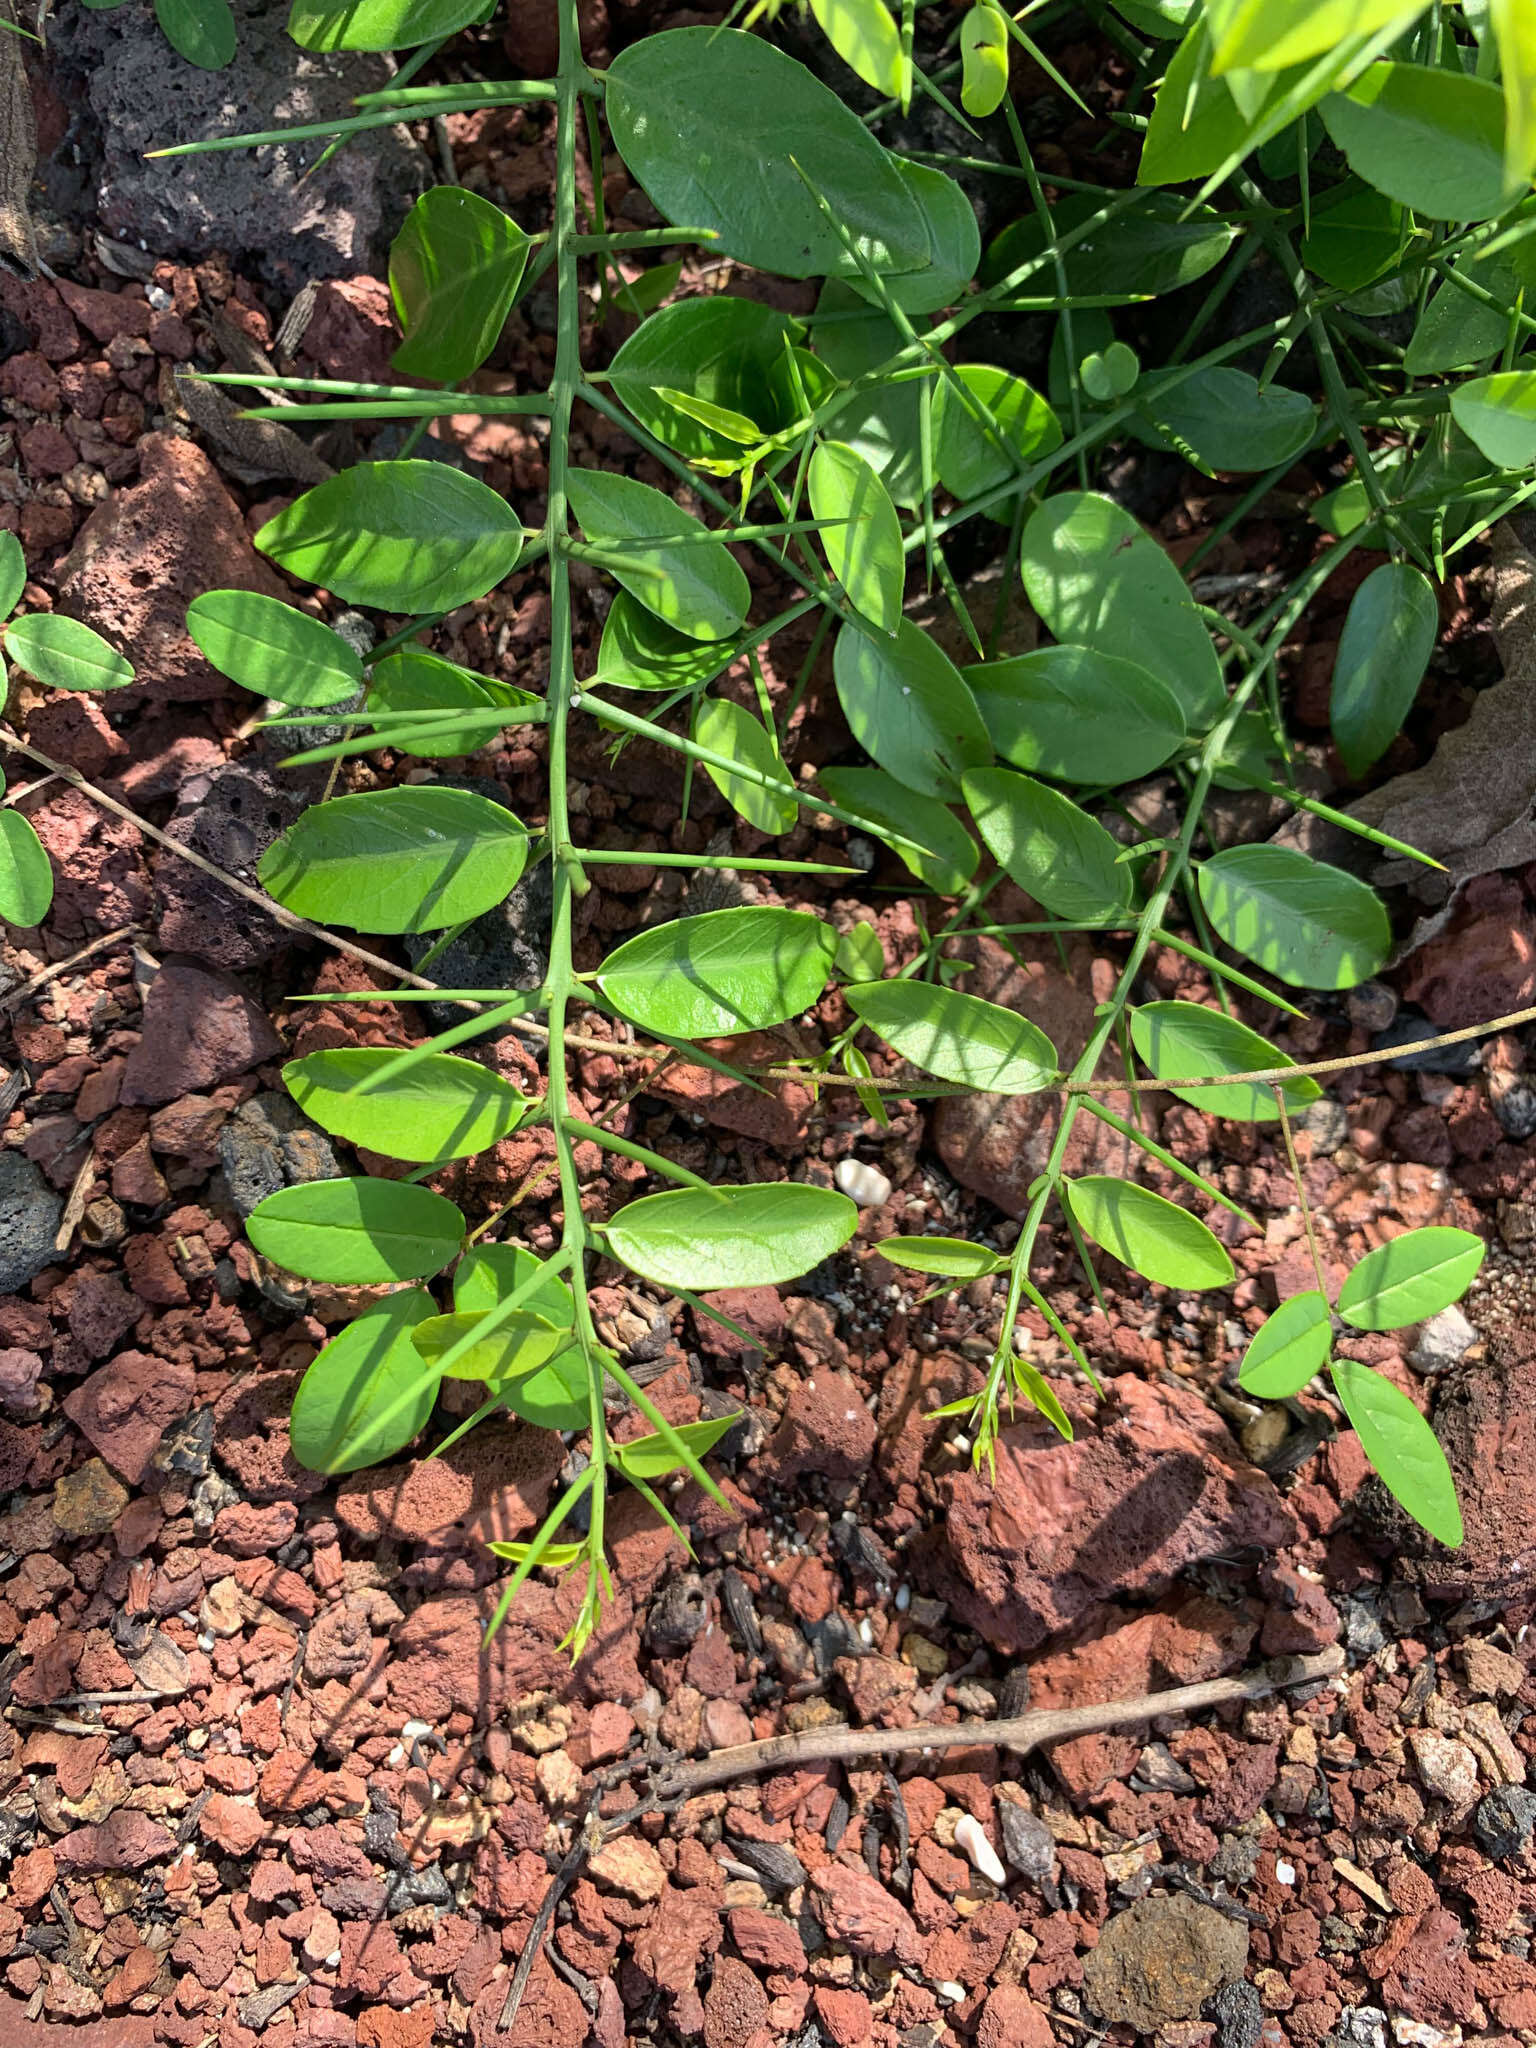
(0, 813), (53, 929)
(369, 648), (534, 756)
(247, 1177), (464, 1282)
(1404, 252), (1522, 375)
(1066, 1175), (1235, 1289)
(985, 192), (1238, 304)
(186, 591), (363, 708)
(694, 698), (796, 834)
(847, 980), (1057, 1094)
(1320, 63), (1505, 222)
(1129, 1001), (1321, 1121)
(1238, 1291), (1332, 1399)
(283, 1047), (529, 1163)
(963, 765), (1134, 923)
(605, 27), (928, 279)
(594, 592), (736, 694)
(609, 298), (802, 464)
(567, 468), (749, 642)
(816, 765), (978, 895)
(289, 1288), (439, 1473)
(259, 786), (528, 934)
(1336, 1227), (1486, 1332)
(1330, 561), (1438, 779)
(390, 186), (531, 382)
(288, 0), (488, 49)
(934, 365), (1061, 501)
(4, 615), (134, 693)
(1198, 845), (1390, 990)
(965, 646), (1186, 784)
(256, 461), (523, 613)
(833, 619), (992, 801)
(1137, 367), (1316, 476)
(597, 905), (837, 1038)
(156, 0), (236, 66)
(606, 1181), (858, 1290)
(1021, 492), (1225, 727)
(809, 440), (904, 635)
(1331, 1355), (1462, 1546)
(876, 1235), (1007, 1278)
(848, 159), (980, 316)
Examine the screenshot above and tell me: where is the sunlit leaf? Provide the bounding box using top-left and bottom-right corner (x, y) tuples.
(247, 1178), (464, 1283)
(606, 1181), (858, 1290)
(596, 905), (837, 1038)
(1336, 1227), (1486, 1332)
(1239, 1291), (1332, 1399)
(1066, 1174), (1234, 1289)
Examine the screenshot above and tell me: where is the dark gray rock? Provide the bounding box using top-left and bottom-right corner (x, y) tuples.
(726, 1836), (807, 1894)
(1492, 1078), (1536, 1142)
(155, 763), (310, 973)
(49, 0), (425, 290)
(997, 1798), (1056, 1885)
(1474, 1784), (1536, 1863)
(0, 1152), (62, 1295)
(1374, 1008), (1480, 1075)
(403, 860), (551, 1035)
(1211, 1979), (1264, 2048)
(217, 1093), (340, 1217)
(386, 1861), (452, 1914)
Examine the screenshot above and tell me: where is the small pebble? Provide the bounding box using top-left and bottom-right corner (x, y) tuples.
(401, 1718), (433, 1740)
(1275, 1859), (1296, 1886)
(935, 1982), (967, 2004)
(954, 1813), (1006, 1886)
(835, 1157), (892, 1207)
(1409, 1304), (1477, 1374)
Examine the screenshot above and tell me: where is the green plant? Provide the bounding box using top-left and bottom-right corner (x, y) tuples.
(113, 0), (1536, 1649)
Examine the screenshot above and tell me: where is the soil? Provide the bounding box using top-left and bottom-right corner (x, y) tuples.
(0, 8), (1532, 2048)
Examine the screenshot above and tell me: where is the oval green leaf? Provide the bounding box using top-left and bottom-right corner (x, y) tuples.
(1066, 1174), (1235, 1290)
(369, 648), (533, 757)
(289, 1288), (439, 1473)
(1129, 1000), (1322, 1121)
(597, 905), (838, 1039)
(963, 765), (1134, 923)
(1197, 844), (1390, 990)
(156, 0), (236, 66)
(610, 298), (802, 464)
(283, 1047), (529, 1164)
(613, 1412), (741, 1482)
(567, 468), (749, 643)
(810, 0), (904, 96)
(849, 158), (980, 316)
(1336, 1226), (1486, 1333)
(1320, 63), (1505, 222)
(247, 1177), (465, 1283)
(1449, 370), (1536, 469)
(390, 186), (531, 382)
(1330, 561), (1438, 779)
(934, 364), (1062, 502)
(0, 532), (25, 621)
(605, 1181), (859, 1290)
(833, 618), (993, 801)
(595, 592), (736, 694)
(809, 440), (904, 636)
(413, 1309), (571, 1383)
(1137, 366), (1316, 476)
(986, 191), (1238, 304)
(960, 2), (1009, 116)
(817, 765), (978, 896)
(876, 1235), (1008, 1279)
(186, 590), (363, 708)
(259, 785), (528, 934)
(256, 461), (523, 613)
(694, 697), (796, 834)
(4, 614), (135, 693)
(1238, 1291), (1333, 1399)
(0, 812), (53, 929)
(455, 1244), (574, 1321)
(288, 0), (488, 49)
(1331, 1355), (1462, 1547)
(965, 646), (1186, 784)
(846, 979), (1057, 1094)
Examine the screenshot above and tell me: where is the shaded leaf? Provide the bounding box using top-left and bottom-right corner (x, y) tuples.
(809, 440), (904, 635)
(833, 618), (992, 800)
(390, 186), (531, 382)
(694, 697), (796, 834)
(186, 590), (362, 708)
(567, 467), (749, 642)
(965, 645), (1185, 784)
(1330, 561), (1438, 778)
(817, 764), (979, 895)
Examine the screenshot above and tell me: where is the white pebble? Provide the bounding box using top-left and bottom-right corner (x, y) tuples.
(954, 1813), (1007, 1887)
(935, 1981), (967, 2004)
(835, 1158), (892, 1208)
(1275, 1859), (1297, 1886)
(401, 1718), (433, 1740)
(387, 1745), (406, 1767)
(895, 1584), (911, 1612)
(325, 1949), (342, 1970)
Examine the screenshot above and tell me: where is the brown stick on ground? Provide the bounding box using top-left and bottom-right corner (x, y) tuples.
(496, 1646), (1344, 2031)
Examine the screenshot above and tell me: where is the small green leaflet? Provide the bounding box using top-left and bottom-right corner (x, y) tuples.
(1137, 24), (1257, 187)
(1239, 1291), (1332, 1399)
(1066, 1175), (1235, 1290)
(694, 698), (796, 834)
(965, 646), (1185, 785)
(259, 786), (528, 935)
(846, 980), (1057, 1095)
(1197, 845), (1390, 991)
(1331, 1355), (1462, 1547)
(283, 1048), (529, 1164)
(0, 813), (53, 929)
(390, 187), (531, 382)
(933, 365), (1061, 502)
(455, 1244), (574, 1321)
(1330, 562), (1438, 779)
(156, 0), (236, 66)
(876, 1235), (1007, 1278)
(596, 905), (837, 1039)
(963, 766), (1134, 924)
(1021, 493), (1225, 728)
(1080, 342), (1139, 401)
(837, 920), (885, 984)
(833, 619), (992, 802)
(609, 297), (802, 465)
(1404, 251), (1523, 376)
(256, 462), (523, 614)
(1136, 367), (1316, 476)
(604, 28), (928, 280)
(289, 1289), (439, 1473)
(810, 0), (903, 96)
(566, 468), (749, 643)
(612, 1412), (740, 1482)
(960, 3), (1010, 117)
(186, 591), (363, 708)
(1336, 1227), (1486, 1332)
(4, 615), (134, 693)
(606, 1181), (858, 1291)
(412, 1310), (571, 1383)
(986, 193), (1238, 305)
(288, 0), (489, 48)
(808, 441), (904, 636)
(816, 765), (979, 896)
(1320, 63), (1506, 223)
(1300, 181), (1407, 292)
(1450, 372), (1536, 470)
(1129, 1001), (1321, 1122)
(595, 594), (736, 694)
(247, 1178), (465, 1283)
(369, 648), (533, 757)
(0, 532), (24, 622)
(1206, 0), (1428, 73)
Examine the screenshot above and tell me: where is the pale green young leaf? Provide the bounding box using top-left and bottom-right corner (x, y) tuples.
(258, 786), (528, 934)
(816, 765), (979, 896)
(1206, 0), (1429, 74)
(933, 365), (1061, 502)
(1493, 0), (1536, 190)
(809, 440), (904, 635)
(960, 3), (1009, 116)
(1450, 370), (1536, 468)
(1239, 1291), (1332, 1399)
(4, 615), (135, 693)
(606, 1182), (858, 1290)
(0, 813), (53, 929)
(834, 922), (885, 982)
(1331, 1356), (1462, 1546)
(247, 1178), (465, 1283)
(1330, 562), (1438, 779)
(596, 905), (837, 1038)
(876, 1236), (1008, 1278)
(846, 979), (1057, 1094)
(186, 590), (363, 707)
(413, 1309), (571, 1383)
(1066, 1175), (1235, 1289)
(1129, 1001), (1321, 1121)
(694, 698), (797, 833)
(613, 1412), (740, 1482)
(369, 648), (534, 757)
(810, 0), (904, 96)
(1336, 1227), (1486, 1332)
(283, 1048), (529, 1164)
(256, 461), (523, 612)
(963, 765), (1134, 923)
(1198, 845), (1390, 990)
(390, 186), (531, 382)
(965, 646), (1185, 785)
(1320, 64), (1506, 222)
(1138, 24), (1255, 186)
(567, 468), (749, 642)
(833, 618), (993, 801)
(290, 1289), (438, 1473)
(595, 592), (736, 693)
